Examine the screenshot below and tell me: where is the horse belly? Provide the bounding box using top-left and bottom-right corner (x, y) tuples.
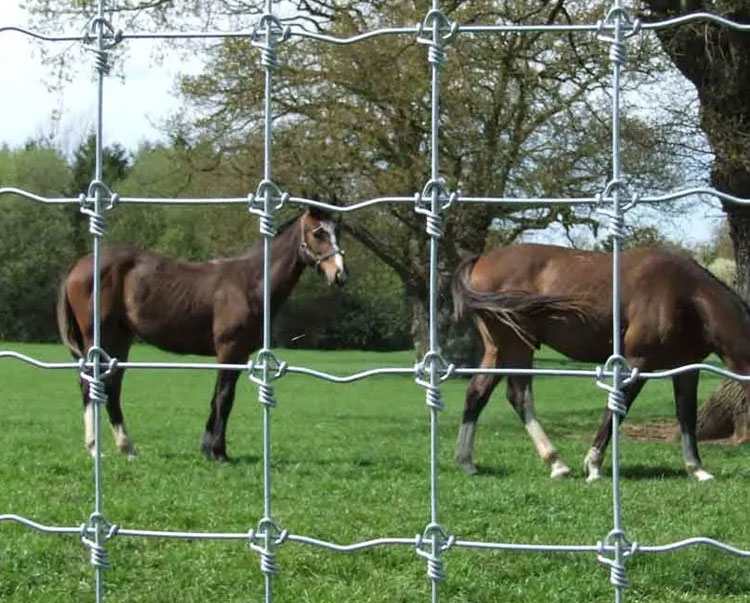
(135, 316), (216, 356)
(124, 282), (217, 355)
(543, 321), (612, 364)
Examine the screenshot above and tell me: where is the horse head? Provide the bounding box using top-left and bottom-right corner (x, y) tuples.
(299, 207), (348, 286)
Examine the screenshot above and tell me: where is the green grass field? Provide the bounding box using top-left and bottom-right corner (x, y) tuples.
(1, 343), (749, 602)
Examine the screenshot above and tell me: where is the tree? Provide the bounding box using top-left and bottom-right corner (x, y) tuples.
(176, 0), (686, 357)
(640, 1), (750, 437)
(0, 145), (77, 341)
(25, 1), (688, 358)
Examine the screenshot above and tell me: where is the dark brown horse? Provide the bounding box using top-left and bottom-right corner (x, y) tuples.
(452, 243), (750, 482)
(57, 208), (347, 461)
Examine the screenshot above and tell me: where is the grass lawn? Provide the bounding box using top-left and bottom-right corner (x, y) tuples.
(1, 343), (749, 602)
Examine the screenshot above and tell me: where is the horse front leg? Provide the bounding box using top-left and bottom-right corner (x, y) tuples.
(584, 378), (645, 483)
(206, 369), (241, 462)
(507, 375), (570, 479)
(105, 368), (137, 458)
(80, 369), (136, 458)
(673, 371), (713, 481)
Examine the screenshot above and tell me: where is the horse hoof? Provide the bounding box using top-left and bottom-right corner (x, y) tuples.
(692, 469), (714, 482)
(550, 461), (571, 479)
(585, 471), (601, 484)
(458, 461), (478, 475)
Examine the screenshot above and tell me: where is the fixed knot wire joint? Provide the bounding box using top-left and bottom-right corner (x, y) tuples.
(414, 179), (458, 238)
(595, 355), (640, 417)
(416, 9), (458, 67)
(251, 13), (291, 71)
(82, 15), (123, 75)
(79, 346), (120, 406)
(596, 179), (639, 242)
(415, 351), (456, 411)
(249, 517), (289, 576)
(248, 180), (290, 238)
(79, 180), (119, 237)
(596, 4), (641, 67)
(80, 512), (119, 570)
(597, 529), (638, 589)
(415, 522), (455, 583)
(248, 349), (288, 407)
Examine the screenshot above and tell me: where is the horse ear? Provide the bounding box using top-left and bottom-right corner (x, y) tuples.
(308, 204), (327, 220)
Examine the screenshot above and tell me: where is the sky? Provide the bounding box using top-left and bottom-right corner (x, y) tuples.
(0, 2), (184, 154)
(0, 1), (723, 245)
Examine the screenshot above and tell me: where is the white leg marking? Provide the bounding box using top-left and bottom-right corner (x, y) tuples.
(549, 459), (572, 479)
(524, 418), (570, 478)
(583, 447), (602, 483)
(455, 422), (478, 474)
(84, 404), (96, 457)
(112, 424), (137, 458)
(691, 468), (714, 482)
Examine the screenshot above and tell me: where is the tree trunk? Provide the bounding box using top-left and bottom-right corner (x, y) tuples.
(408, 282), (480, 366)
(643, 1), (750, 433)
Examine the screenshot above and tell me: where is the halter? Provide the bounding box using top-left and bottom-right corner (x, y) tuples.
(299, 225), (344, 267)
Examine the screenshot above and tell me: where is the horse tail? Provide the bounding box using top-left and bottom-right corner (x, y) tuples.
(451, 253), (591, 348)
(452, 254), (481, 322)
(56, 278), (84, 359)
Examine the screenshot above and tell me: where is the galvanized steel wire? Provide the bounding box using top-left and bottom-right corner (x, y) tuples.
(2, 1), (750, 602)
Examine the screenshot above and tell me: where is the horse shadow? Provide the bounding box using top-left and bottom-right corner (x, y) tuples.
(617, 464), (690, 480)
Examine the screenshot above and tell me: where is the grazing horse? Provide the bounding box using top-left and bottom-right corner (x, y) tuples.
(452, 243), (750, 482)
(57, 207), (347, 461)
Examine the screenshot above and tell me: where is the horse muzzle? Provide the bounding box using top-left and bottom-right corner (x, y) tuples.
(335, 267), (348, 286)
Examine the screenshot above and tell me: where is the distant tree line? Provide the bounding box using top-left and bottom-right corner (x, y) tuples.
(0, 137), (410, 349)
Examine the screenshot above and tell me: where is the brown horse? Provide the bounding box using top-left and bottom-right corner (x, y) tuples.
(452, 243), (750, 482)
(57, 207), (347, 461)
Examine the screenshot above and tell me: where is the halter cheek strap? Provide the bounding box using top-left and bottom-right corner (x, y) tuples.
(299, 242), (344, 267)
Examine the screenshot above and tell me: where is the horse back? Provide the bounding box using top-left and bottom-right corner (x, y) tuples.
(461, 244), (750, 368)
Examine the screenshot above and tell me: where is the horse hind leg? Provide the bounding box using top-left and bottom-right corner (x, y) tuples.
(456, 372), (501, 474)
(584, 377), (645, 483)
(673, 372), (713, 481)
(507, 375), (571, 479)
(455, 316), (501, 475)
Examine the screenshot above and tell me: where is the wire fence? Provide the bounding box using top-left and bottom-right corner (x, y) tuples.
(2, 1), (750, 602)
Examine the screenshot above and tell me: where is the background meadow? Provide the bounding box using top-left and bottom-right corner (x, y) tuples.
(1, 343), (749, 602)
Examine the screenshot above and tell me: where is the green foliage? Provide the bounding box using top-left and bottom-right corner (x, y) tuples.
(2, 344), (750, 602)
(0, 146), (76, 341)
(274, 239), (411, 350)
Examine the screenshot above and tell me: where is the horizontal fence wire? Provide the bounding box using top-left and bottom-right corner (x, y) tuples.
(4, 188), (750, 209)
(2, 1), (750, 602)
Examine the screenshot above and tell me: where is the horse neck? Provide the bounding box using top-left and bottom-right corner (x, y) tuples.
(264, 216), (307, 310)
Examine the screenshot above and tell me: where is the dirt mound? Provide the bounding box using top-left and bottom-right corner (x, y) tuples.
(622, 421), (678, 442)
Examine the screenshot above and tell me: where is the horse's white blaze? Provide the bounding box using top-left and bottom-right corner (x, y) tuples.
(455, 421), (477, 473)
(84, 404), (95, 455)
(323, 221), (345, 271)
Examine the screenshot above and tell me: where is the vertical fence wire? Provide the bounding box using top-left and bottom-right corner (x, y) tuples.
(3, 2), (750, 603)
(87, 2), (112, 601)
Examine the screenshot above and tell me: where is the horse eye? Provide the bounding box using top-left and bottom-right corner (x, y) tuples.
(313, 230), (325, 241)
